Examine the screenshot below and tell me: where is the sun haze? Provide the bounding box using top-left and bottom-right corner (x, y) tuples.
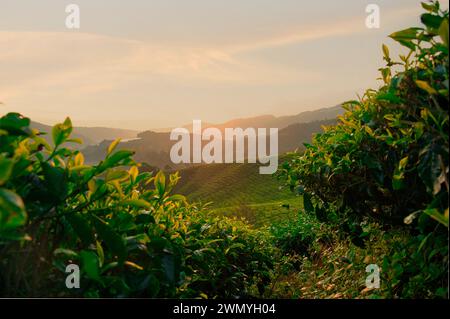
(0, 0), (445, 130)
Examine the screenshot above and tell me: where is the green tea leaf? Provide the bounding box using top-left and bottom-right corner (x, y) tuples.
(303, 193), (314, 214)
(439, 19), (449, 47)
(122, 199), (151, 209)
(421, 2), (438, 13)
(66, 213), (95, 246)
(96, 241), (105, 268)
(418, 148), (442, 194)
(421, 13), (443, 30)
(105, 170), (129, 183)
(0, 188), (27, 231)
(0, 113), (32, 136)
(389, 28), (422, 41)
(154, 171), (166, 197)
(42, 163), (68, 202)
(99, 150), (134, 172)
(107, 138), (121, 156)
(424, 208), (449, 228)
(52, 117), (72, 147)
(80, 250), (100, 280)
(382, 44), (390, 61)
(93, 216), (127, 263)
(54, 248), (78, 258)
(416, 80), (438, 94)
(0, 155), (13, 186)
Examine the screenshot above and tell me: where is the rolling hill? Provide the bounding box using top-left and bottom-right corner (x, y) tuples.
(215, 105), (342, 132)
(173, 162), (302, 227)
(155, 105), (342, 133)
(174, 162), (293, 206)
(31, 121), (139, 147)
(27, 105), (336, 228)
(82, 117), (338, 168)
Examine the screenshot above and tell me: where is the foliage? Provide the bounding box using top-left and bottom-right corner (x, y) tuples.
(0, 1), (448, 300)
(280, 1), (449, 298)
(181, 215), (274, 298)
(270, 212), (332, 257)
(269, 219), (410, 299)
(174, 161), (296, 208)
(0, 113), (273, 298)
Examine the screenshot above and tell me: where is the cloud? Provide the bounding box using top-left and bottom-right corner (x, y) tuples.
(0, 30), (315, 102)
(226, 4), (423, 54)
(0, 4), (422, 105)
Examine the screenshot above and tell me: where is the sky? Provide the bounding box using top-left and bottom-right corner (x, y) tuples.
(0, 0), (447, 130)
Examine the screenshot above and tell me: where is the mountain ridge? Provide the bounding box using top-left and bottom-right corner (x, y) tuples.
(153, 105), (343, 133)
(30, 121), (139, 146)
(30, 104), (342, 168)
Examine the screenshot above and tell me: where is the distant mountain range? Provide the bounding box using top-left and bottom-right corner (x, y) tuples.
(80, 105), (343, 168)
(155, 105), (342, 133)
(214, 105), (341, 131)
(30, 121), (139, 147)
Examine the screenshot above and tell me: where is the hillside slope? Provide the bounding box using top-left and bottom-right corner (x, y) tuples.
(31, 121), (138, 146)
(164, 105), (342, 133)
(173, 162), (301, 226)
(83, 118), (336, 167)
(174, 162), (294, 207)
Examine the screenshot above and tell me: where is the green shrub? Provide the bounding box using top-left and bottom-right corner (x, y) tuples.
(0, 113), (273, 298)
(181, 214), (274, 298)
(270, 212), (331, 257)
(281, 1), (448, 298)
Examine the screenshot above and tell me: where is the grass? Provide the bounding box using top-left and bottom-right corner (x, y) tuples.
(213, 198), (301, 228)
(173, 162), (409, 299)
(266, 224), (409, 299)
(174, 162), (301, 227)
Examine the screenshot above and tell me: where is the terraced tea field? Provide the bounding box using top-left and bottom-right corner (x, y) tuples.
(174, 163), (302, 227)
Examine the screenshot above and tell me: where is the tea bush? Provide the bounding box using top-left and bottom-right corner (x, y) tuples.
(270, 211), (333, 257)
(281, 1), (448, 298)
(0, 113), (273, 298)
(181, 215), (274, 298)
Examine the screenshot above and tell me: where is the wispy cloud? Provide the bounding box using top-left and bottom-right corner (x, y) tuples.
(0, 2), (426, 128)
(0, 29), (319, 100)
(0, 3), (421, 97)
(226, 4), (422, 54)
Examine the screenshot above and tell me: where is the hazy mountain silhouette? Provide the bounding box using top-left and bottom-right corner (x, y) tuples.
(154, 105), (342, 133)
(32, 105), (342, 167)
(215, 105), (342, 132)
(83, 130), (177, 168)
(278, 118), (336, 154)
(31, 121), (139, 147)
(82, 109), (340, 168)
